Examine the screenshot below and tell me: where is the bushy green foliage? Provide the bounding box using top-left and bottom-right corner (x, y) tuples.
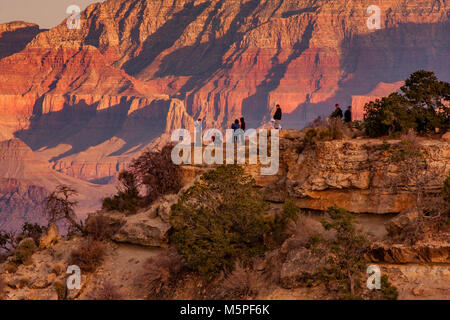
(304, 121), (343, 146)
(268, 200), (302, 245)
(103, 144), (182, 214)
(170, 165), (299, 280)
(15, 223), (43, 247)
(364, 93), (416, 137)
(102, 171), (141, 214)
(364, 70), (449, 137)
(318, 206), (369, 299)
(379, 275), (399, 300)
(12, 238), (36, 265)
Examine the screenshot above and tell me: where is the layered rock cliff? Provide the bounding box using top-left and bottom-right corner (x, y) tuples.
(178, 131), (450, 215)
(0, 0), (448, 183)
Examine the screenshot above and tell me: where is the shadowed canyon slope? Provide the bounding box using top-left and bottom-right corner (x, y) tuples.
(0, 0), (449, 184)
(0, 139), (115, 231)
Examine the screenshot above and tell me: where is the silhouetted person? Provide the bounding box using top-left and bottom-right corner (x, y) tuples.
(231, 119), (240, 131)
(330, 104), (343, 119)
(231, 119), (240, 143)
(344, 106), (352, 123)
(240, 117), (246, 131)
(273, 104), (282, 129)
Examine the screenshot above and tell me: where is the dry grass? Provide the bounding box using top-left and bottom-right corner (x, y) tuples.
(88, 280), (122, 300)
(213, 264), (260, 300)
(69, 240), (105, 273)
(137, 248), (184, 300)
(85, 214), (114, 241)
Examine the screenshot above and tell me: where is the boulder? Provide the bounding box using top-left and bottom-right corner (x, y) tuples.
(367, 242), (450, 263)
(113, 213), (171, 247)
(385, 209), (418, 237)
(155, 194), (178, 223)
(442, 132), (450, 142)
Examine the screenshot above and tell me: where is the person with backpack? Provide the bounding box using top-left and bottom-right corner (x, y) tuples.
(330, 104), (343, 119)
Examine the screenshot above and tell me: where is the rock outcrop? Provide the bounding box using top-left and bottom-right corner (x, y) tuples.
(88, 195), (178, 248)
(368, 241), (450, 264)
(283, 138), (450, 214)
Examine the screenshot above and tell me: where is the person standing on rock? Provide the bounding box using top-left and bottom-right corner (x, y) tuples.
(239, 117), (246, 144)
(240, 117), (246, 131)
(344, 106), (352, 123)
(231, 119), (240, 143)
(330, 104), (343, 120)
(273, 104), (282, 130)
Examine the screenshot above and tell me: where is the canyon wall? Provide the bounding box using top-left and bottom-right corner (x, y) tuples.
(0, 0), (448, 184)
(0, 139), (115, 231)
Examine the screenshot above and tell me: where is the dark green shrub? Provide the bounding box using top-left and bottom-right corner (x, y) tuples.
(102, 170), (141, 214)
(12, 238), (36, 265)
(364, 93), (416, 137)
(318, 206), (369, 299)
(364, 70), (450, 137)
(170, 165), (299, 280)
(15, 223), (43, 247)
(380, 275), (399, 300)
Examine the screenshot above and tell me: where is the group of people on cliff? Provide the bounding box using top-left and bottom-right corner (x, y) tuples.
(228, 103), (352, 135)
(229, 104), (283, 134)
(198, 102), (352, 144)
(330, 104), (352, 123)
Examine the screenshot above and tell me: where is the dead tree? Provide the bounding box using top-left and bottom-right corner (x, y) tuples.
(46, 185), (84, 234)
